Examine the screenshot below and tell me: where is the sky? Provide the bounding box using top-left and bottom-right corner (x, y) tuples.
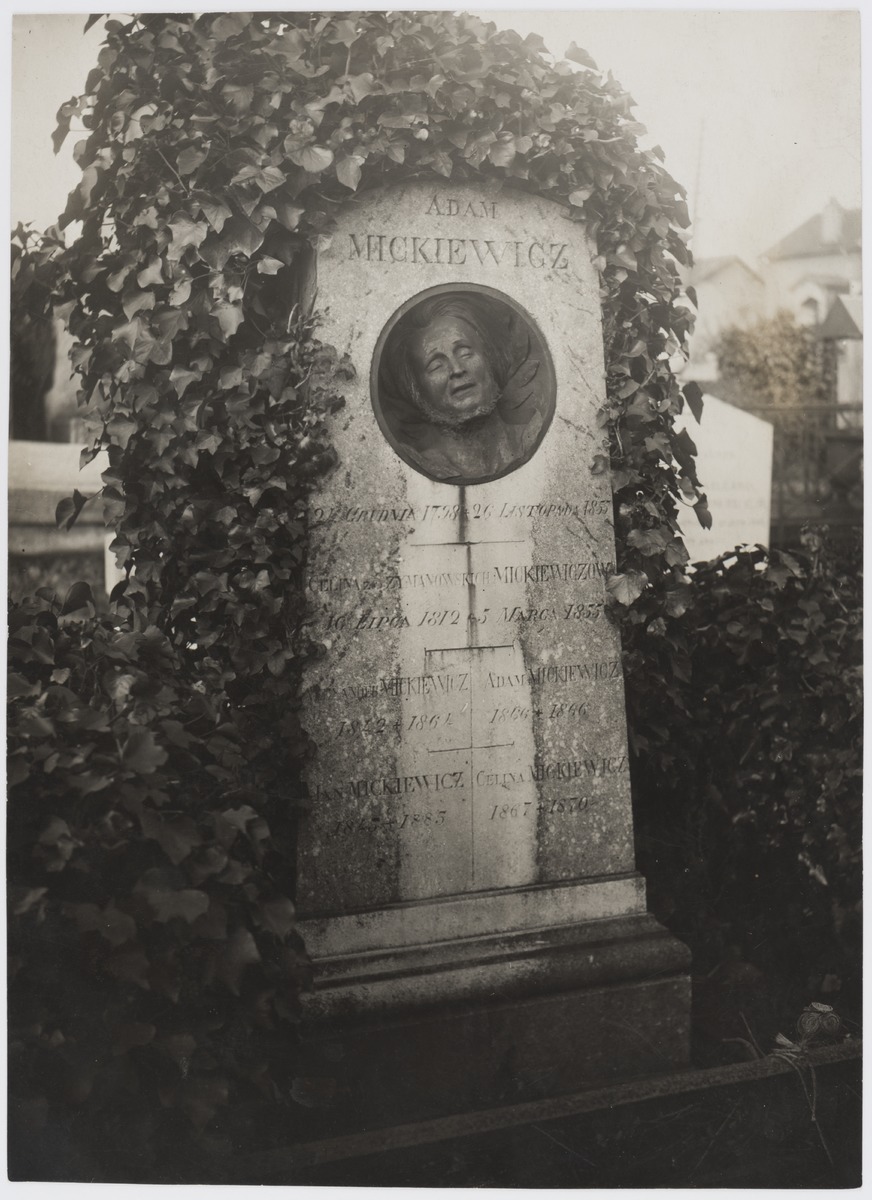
(9, 8), (863, 267)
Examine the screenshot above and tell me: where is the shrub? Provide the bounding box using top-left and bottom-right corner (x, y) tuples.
(624, 532), (862, 1028)
(8, 584), (311, 1180)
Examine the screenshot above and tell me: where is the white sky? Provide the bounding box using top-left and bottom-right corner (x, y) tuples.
(9, 8), (863, 265)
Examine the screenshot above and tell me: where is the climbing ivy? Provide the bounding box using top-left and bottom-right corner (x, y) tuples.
(9, 12), (704, 1177)
(41, 10), (702, 623)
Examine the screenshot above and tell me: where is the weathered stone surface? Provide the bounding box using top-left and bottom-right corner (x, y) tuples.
(293, 915), (691, 1131)
(298, 180), (633, 925)
(295, 181), (691, 1106)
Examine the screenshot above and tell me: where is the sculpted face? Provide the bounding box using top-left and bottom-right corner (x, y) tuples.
(409, 314), (500, 427)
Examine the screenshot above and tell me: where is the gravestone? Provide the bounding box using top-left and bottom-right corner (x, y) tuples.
(296, 181), (690, 1127)
(677, 394), (774, 563)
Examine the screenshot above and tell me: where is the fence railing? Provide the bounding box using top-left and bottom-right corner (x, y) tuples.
(742, 402), (863, 545)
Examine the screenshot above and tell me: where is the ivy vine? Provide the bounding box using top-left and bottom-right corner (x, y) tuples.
(9, 11), (706, 1174)
(37, 11), (704, 623)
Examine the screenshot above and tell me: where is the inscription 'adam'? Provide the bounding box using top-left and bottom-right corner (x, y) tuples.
(425, 195), (497, 219)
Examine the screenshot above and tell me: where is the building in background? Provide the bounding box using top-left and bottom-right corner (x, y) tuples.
(680, 198), (862, 553)
(817, 292), (863, 408)
(761, 198), (861, 326)
(684, 256), (765, 381)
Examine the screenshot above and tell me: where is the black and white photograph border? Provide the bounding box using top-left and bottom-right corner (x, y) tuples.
(5, 1), (865, 1192)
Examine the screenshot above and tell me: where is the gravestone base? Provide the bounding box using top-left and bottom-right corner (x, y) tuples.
(297, 904), (691, 1132)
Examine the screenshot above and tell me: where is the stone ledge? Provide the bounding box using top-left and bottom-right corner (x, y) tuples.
(302, 910), (688, 1021)
(298, 871), (646, 957)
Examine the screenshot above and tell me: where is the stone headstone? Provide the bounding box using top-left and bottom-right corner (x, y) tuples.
(296, 181), (689, 1126)
(677, 394), (774, 563)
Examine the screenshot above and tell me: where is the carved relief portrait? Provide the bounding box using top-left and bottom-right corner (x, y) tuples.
(372, 288), (556, 485)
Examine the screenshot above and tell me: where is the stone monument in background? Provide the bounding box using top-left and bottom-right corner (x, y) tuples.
(677, 394), (774, 563)
(296, 181), (690, 1128)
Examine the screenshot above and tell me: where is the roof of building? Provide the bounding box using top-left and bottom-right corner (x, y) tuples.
(688, 255), (764, 285)
(790, 274), (852, 294)
(817, 294), (863, 340)
(765, 204), (861, 261)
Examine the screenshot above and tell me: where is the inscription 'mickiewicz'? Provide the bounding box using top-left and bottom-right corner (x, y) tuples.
(349, 233), (569, 270)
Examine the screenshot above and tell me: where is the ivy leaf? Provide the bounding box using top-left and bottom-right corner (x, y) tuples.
(287, 145), (334, 174)
(665, 586), (692, 619)
(107, 413), (138, 448)
(147, 887), (210, 924)
(8, 673), (40, 699)
(112, 1022), (156, 1055)
(215, 928), (261, 993)
(55, 489), (89, 531)
(194, 191), (233, 233)
(331, 18), (360, 47)
(694, 495), (713, 530)
(683, 380), (704, 424)
(136, 257), (164, 287)
(259, 896), (296, 939)
(427, 149), (453, 178)
(169, 278), (192, 306)
(665, 538), (690, 567)
(213, 302), (245, 340)
(177, 145), (208, 177)
(230, 164), (286, 193)
(122, 288), (155, 320)
(627, 527), (670, 556)
(104, 945), (150, 989)
(606, 570), (649, 606)
(121, 729), (168, 774)
(646, 433), (673, 460)
(273, 198), (304, 230)
(345, 72), (375, 103)
(167, 212), (208, 261)
(335, 155), (362, 191)
(565, 41), (598, 70)
(61, 580), (94, 614)
(66, 901), (136, 947)
(219, 366), (245, 389)
(487, 135), (516, 168)
(211, 12), (250, 40)
(170, 366), (203, 398)
(222, 82), (254, 114)
(568, 186), (593, 206)
(200, 213), (264, 269)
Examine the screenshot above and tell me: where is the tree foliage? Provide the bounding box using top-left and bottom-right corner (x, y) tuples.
(713, 310), (835, 411)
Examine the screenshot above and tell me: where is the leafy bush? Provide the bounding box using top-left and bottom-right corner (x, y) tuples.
(8, 584), (311, 1180)
(624, 532), (862, 1028)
